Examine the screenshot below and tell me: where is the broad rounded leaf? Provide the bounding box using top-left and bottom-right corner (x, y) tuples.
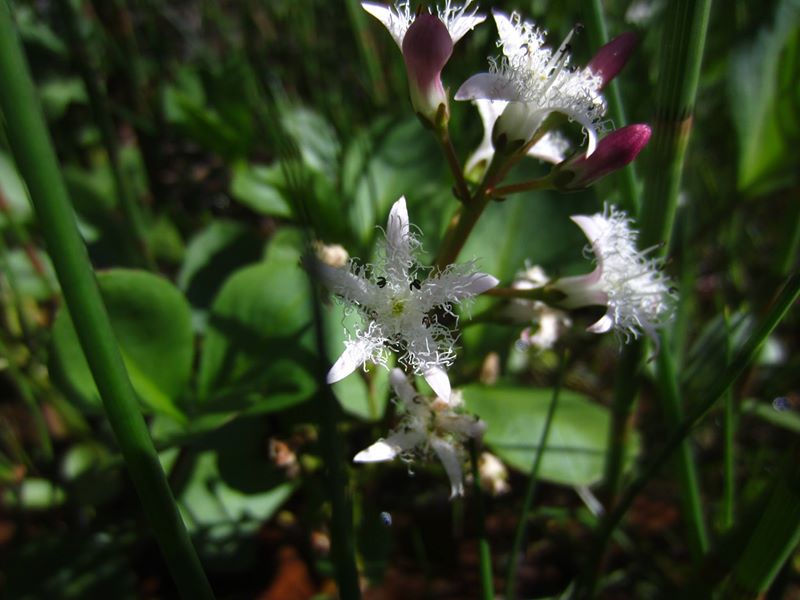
(178, 220), (265, 330)
(197, 238), (316, 409)
(50, 270), (193, 421)
(463, 384), (639, 487)
(229, 162), (293, 218)
(172, 419), (296, 569)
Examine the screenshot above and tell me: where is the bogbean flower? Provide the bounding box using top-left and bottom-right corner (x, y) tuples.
(456, 11), (636, 154)
(354, 368), (486, 498)
(553, 205), (675, 347)
(362, 0), (485, 123)
(551, 124), (651, 191)
(308, 196), (498, 401)
(465, 98), (571, 178)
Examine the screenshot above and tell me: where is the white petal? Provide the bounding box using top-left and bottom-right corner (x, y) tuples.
(492, 11), (525, 58)
(527, 132), (570, 164)
(465, 99), (507, 174)
(354, 439), (399, 462)
(389, 368), (417, 403)
(361, 1), (405, 47)
(586, 313), (615, 334)
(455, 72), (522, 102)
(424, 366), (451, 402)
(447, 14), (486, 44)
(311, 259), (377, 306)
(385, 196), (411, 264)
(431, 438), (465, 498)
(354, 428), (424, 462)
(327, 340), (368, 384)
(463, 272), (500, 296)
(418, 270), (499, 311)
(570, 214), (605, 245)
(572, 113), (600, 157)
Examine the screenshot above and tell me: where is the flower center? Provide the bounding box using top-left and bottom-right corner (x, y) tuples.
(391, 298), (406, 316)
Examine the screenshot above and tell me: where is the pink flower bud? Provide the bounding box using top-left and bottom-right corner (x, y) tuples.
(587, 32), (638, 89)
(402, 12), (453, 123)
(553, 124), (651, 190)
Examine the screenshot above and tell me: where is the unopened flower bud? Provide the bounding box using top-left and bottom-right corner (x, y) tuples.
(402, 13), (453, 125)
(552, 124), (651, 190)
(587, 32), (638, 89)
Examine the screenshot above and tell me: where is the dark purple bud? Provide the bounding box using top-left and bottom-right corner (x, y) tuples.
(587, 32), (638, 89)
(553, 124), (651, 190)
(402, 12), (453, 122)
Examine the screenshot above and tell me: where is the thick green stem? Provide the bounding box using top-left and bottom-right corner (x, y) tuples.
(470, 441), (495, 600)
(505, 352), (566, 600)
(585, 0), (640, 214)
(638, 0), (712, 250)
(0, 5), (213, 598)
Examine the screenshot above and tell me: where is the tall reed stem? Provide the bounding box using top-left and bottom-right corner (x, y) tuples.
(0, 5), (213, 598)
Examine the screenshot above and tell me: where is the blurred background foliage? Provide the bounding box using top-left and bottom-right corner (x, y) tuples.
(0, 0), (798, 597)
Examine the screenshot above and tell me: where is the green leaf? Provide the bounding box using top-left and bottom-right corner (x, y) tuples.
(50, 270), (193, 421)
(0, 150), (33, 229)
(173, 419), (296, 569)
(730, 0), (800, 195)
(177, 220), (265, 331)
(281, 106), (340, 182)
(39, 78), (87, 121)
(162, 66), (253, 160)
(197, 236), (316, 410)
(229, 162), (293, 218)
(463, 384), (639, 487)
(341, 118), (445, 247)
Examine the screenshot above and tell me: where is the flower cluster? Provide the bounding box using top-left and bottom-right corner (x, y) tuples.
(307, 1), (671, 497)
(355, 368), (486, 497)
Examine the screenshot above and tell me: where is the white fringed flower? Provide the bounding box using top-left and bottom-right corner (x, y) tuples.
(362, 0), (485, 48)
(456, 11), (606, 153)
(354, 368), (486, 498)
(310, 196), (498, 401)
(465, 99), (570, 176)
(554, 205), (675, 346)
